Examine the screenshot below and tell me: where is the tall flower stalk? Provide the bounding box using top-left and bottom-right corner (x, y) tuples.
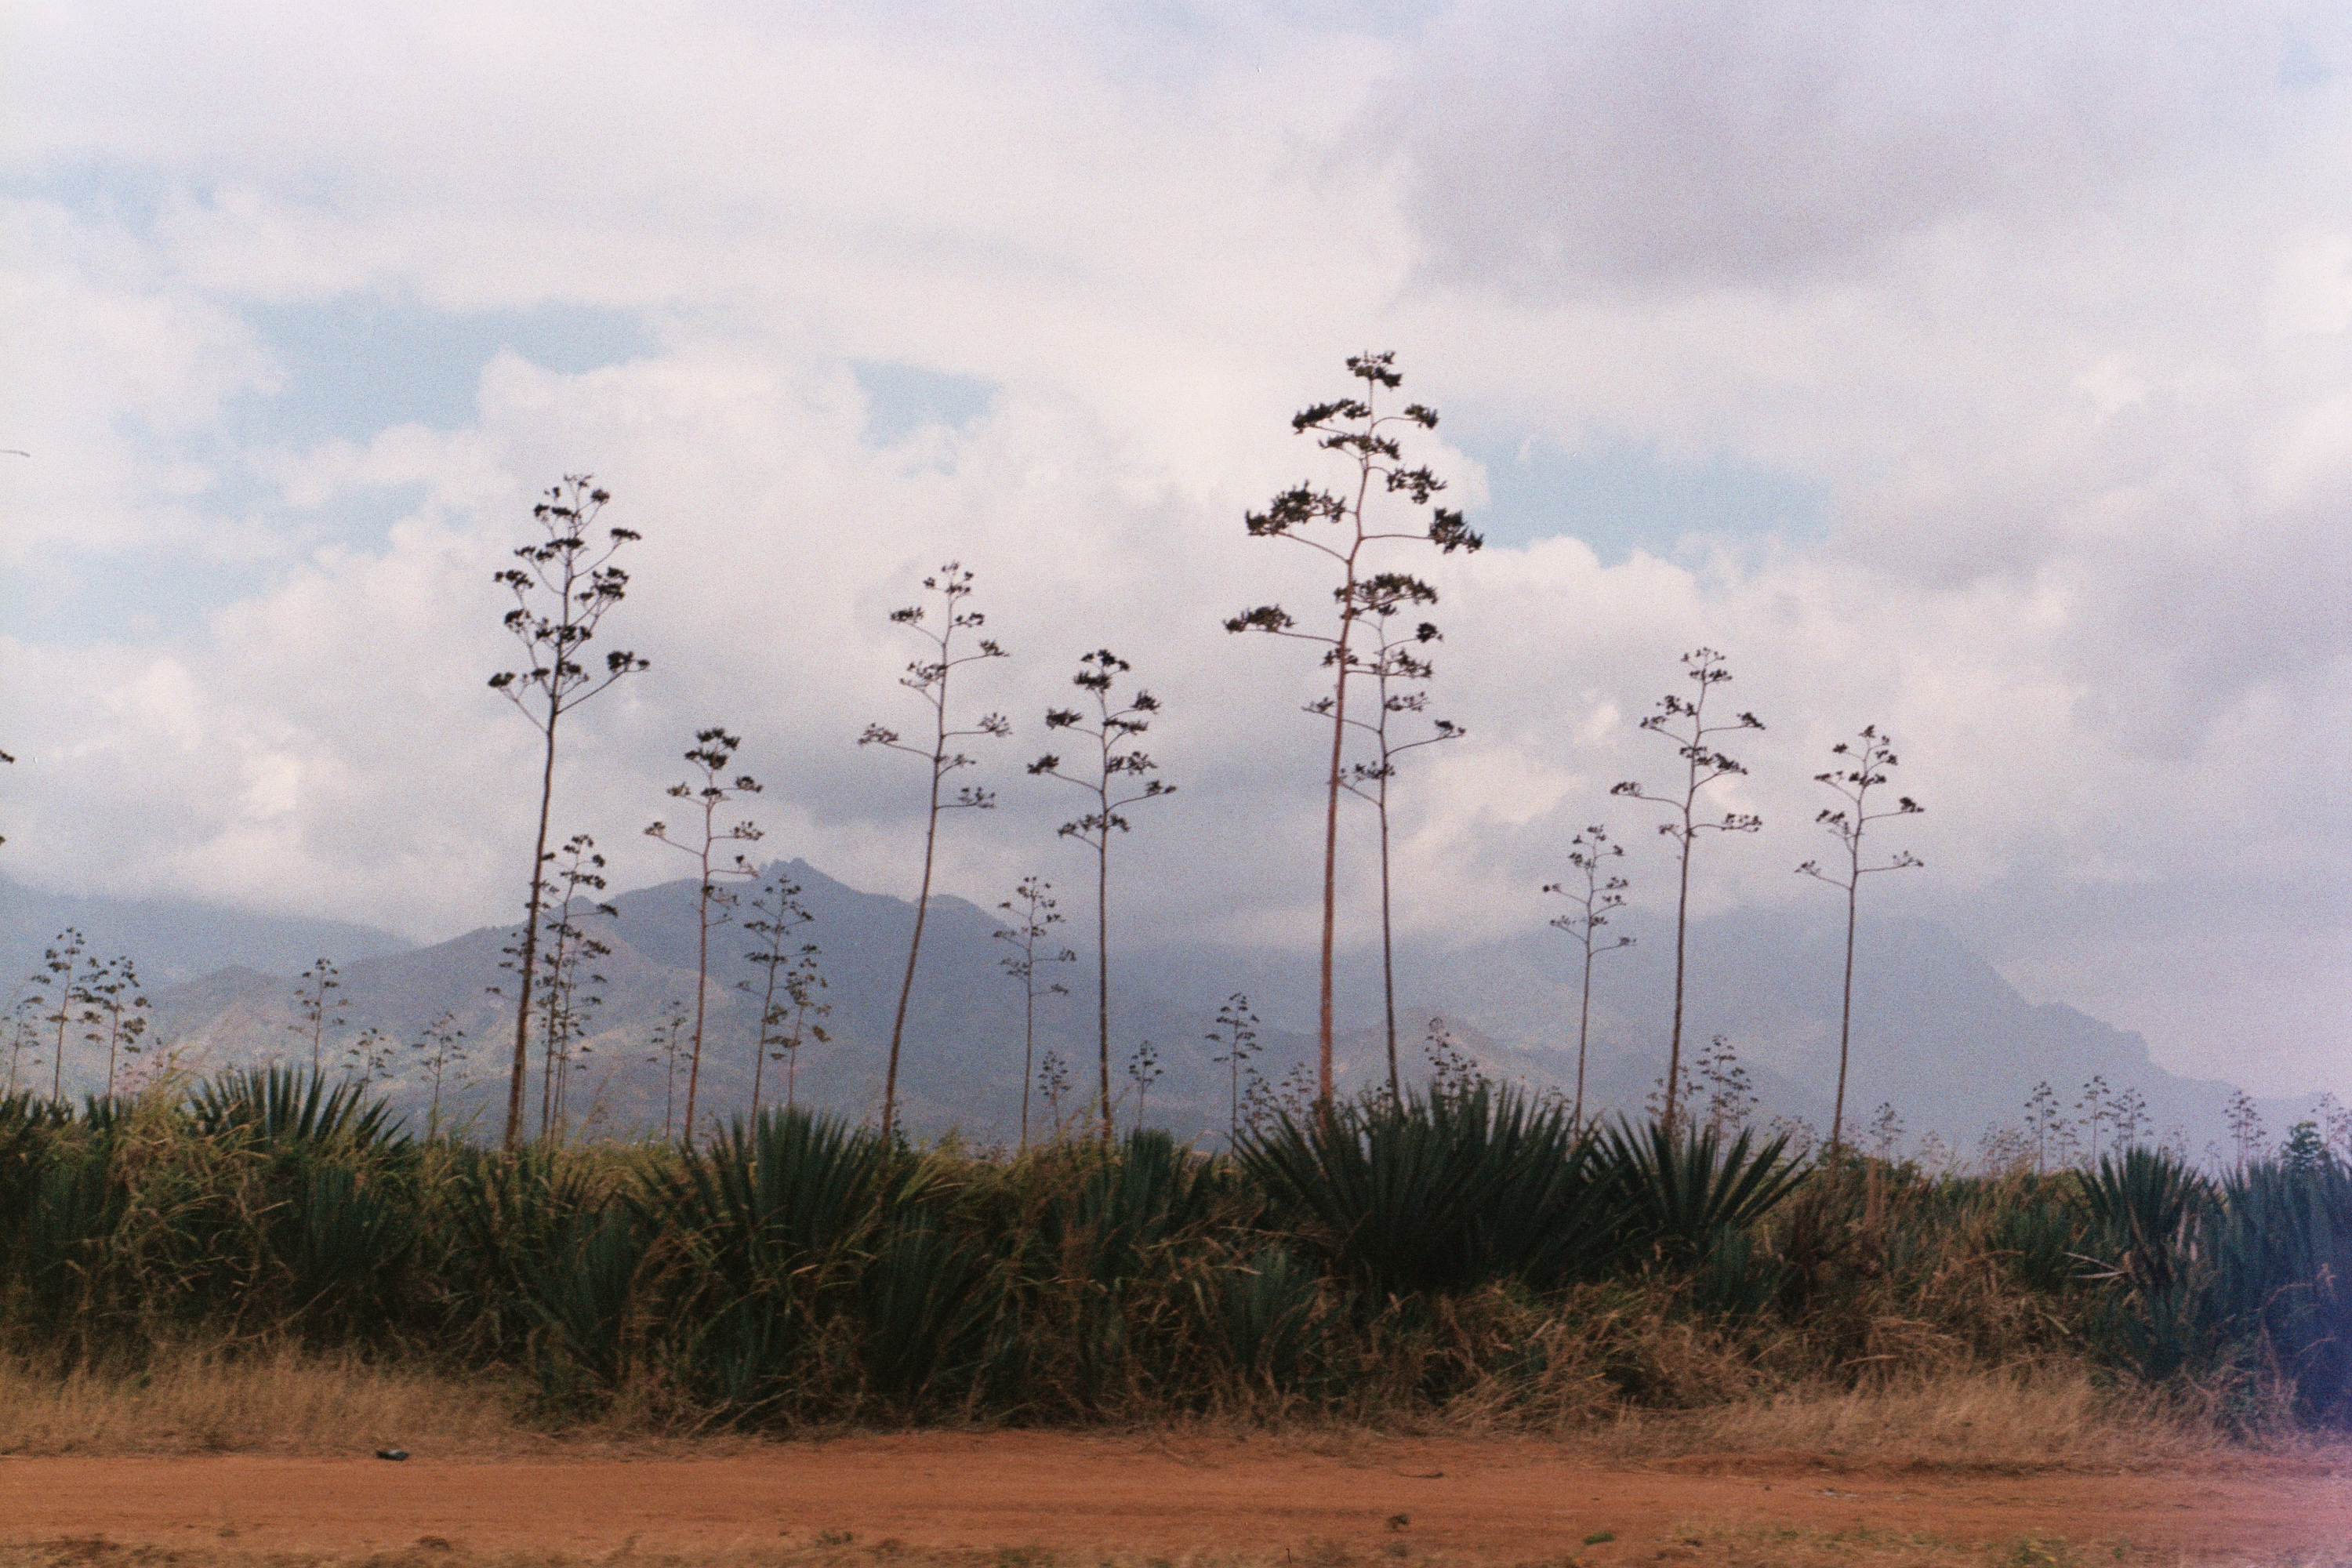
(1029, 650), (1174, 1143)
(1610, 649), (1762, 1134)
(1543, 826), (1633, 1127)
(1225, 354), (1479, 1110)
(993, 876), (1074, 1151)
(645, 727), (763, 1144)
(488, 477), (646, 1149)
(861, 563), (1010, 1139)
(1797, 724), (1923, 1157)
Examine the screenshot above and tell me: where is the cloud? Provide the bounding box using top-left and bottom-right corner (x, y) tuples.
(1, 0), (2346, 1095)
(1381, 0), (2317, 289)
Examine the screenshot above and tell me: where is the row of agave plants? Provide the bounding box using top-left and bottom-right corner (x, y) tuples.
(0, 1068), (2347, 1427)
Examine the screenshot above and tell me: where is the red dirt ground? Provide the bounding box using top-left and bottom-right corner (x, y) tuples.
(3, 1435), (2347, 1563)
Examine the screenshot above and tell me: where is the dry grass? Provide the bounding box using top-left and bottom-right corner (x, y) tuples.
(0, 1343), (558, 1457)
(1591, 1365), (2278, 1472)
(0, 1341), (2318, 1479)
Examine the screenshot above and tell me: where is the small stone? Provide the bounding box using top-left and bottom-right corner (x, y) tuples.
(376, 1448), (409, 1461)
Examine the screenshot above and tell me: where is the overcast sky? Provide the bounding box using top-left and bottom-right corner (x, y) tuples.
(2, 0), (2347, 1093)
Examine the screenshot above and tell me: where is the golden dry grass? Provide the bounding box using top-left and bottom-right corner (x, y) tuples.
(1592, 1366), (2291, 1471)
(0, 1342), (2314, 1478)
(0, 1343), (555, 1457)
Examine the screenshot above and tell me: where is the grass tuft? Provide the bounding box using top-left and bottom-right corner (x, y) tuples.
(0, 1343), (543, 1457)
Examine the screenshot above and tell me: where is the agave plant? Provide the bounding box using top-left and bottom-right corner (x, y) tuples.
(1037, 1129), (1225, 1290)
(659, 1106), (905, 1294)
(0, 1092), (67, 1229)
(652, 1106), (912, 1409)
(16, 1146), (129, 1330)
(192, 1065), (407, 1154)
(854, 1212), (996, 1406)
(1240, 1084), (1624, 1299)
(281, 1162), (419, 1334)
(2211, 1157), (2352, 1423)
(522, 1203), (652, 1398)
(2079, 1145), (2209, 1295)
(1192, 1243), (1327, 1392)
(440, 1142), (622, 1363)
(1008, 1129), (1240, 1410)
(1989, 1174), (2089, 1296)
(1598, 1118), (1806, 1266)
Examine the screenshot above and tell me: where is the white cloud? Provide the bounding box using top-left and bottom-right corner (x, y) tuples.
(1382, 0), (2317, 289)
(2, 0), (2346, 1093)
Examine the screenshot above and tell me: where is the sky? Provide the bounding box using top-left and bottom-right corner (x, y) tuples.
(2, 0), (2347, 1094)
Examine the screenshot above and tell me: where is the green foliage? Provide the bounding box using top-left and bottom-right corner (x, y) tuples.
(2067, 1146), (2352, 1421)
(2209, 1156), (2352, 1423)
(1987, 1174), (2085, 1297)
(2081, 1146), (2208, 1297)
(192, 1065), (406, 1152)
(4, 1087), (2351, 1433)
(434, 1139), (650, 1389)
(652, 1106), (907, 1413)
(1599, 1118), (1806, 1265)
(1192, 1243), (1326, 1392)
(1240, 1084), (1624, 1300)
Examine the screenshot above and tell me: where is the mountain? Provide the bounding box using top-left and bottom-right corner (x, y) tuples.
(0, 874), (414, 985)
(9, 858), (2329, 1162)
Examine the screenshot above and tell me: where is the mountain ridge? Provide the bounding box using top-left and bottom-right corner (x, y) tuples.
(3, 859), (2321, 1162)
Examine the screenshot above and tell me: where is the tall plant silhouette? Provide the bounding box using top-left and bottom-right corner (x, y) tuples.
(1610, 648), (1763, 1133)
(740, 872), (822, 1120)
(1225, 352), (1480, 1109)
(646, 1000), (689, 1142)
(1330, 582), (1462, 1097)
(5, 988), (40, 1097)
(1543, 826), (1634, 1127)
(29, 929), (88, 1100)
(993, 875), (1075, 1150)
(488, 476), (647, 1149)
(861, 563), (1010, 1139)
(770, 946), (829, 1113)
(1207, 992), (1261, 1145)
(1029, 649), (1175, 1142)
(1038, 1047), (1073, 1131)
(1127, 1040), (1163, 1133)
(536, 833), (617, 1139)
(647, 727), (763, 1143)
(1795, 724), (1923, 1156)
(82, 956), (149, 1098)
(289, 957), (344, 1076)
(345, 1026), (394, 1087)
(412, 1011), (467, 1138)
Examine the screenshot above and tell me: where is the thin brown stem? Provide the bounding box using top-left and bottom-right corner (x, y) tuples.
(1576, 941), (1595, 1127)
(1095, 836), (1112, 1145)
(882, 754), (944, 1141)
(1377, 786), (1398, 1100)
(504, 730), (556, 1149)
(684, 847), (713, 1141)
(1831, 873), (1859, 1156)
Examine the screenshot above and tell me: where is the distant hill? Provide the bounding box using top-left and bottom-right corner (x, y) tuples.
(0, 873), (413, 984)
(7, 859), (2326, 1163)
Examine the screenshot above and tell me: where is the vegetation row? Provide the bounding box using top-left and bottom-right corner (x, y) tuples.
(2, 1069), (2347, 1433)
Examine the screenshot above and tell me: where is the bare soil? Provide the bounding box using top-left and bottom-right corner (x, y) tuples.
(2, 1434), (2347, 1565)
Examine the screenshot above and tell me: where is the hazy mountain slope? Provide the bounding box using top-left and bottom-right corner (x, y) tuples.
(1, 874), (413, 985)
(20, 857), (2324, 1160)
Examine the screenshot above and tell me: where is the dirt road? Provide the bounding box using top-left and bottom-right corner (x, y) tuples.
(3, 1435), (2347, 1564)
